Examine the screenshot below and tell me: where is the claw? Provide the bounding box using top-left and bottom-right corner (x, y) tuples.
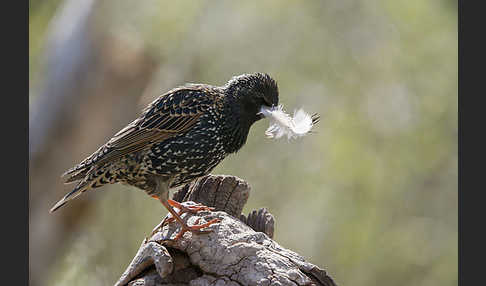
(173, 218), (221, 241)
(167, 199), (215, 214)
(148, 200), (220, 241)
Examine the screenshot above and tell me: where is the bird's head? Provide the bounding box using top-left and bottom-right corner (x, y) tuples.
(224, 72), (279, 124)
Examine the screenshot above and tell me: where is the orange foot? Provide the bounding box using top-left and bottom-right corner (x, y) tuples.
(161, 200), (215, 225)
(149, 200), (220, 241)
(172, 217), (221, 241)
(168, 199), (215, 213)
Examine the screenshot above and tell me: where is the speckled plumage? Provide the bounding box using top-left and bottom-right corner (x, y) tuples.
(50, 72), (279, 212)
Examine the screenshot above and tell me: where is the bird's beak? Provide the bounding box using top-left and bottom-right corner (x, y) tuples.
(257, 105), (272, 120)
(256, 111), (265, 120)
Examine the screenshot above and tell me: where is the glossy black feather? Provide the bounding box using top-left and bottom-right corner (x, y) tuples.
(53, 73), (280, 212)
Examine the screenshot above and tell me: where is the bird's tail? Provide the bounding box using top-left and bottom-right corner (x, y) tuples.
(49, 180), (92, 213)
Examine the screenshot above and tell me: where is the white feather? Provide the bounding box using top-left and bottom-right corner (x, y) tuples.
(260, 105), (316, 139)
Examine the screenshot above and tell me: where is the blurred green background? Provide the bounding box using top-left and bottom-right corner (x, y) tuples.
(29, 0), (457, 285)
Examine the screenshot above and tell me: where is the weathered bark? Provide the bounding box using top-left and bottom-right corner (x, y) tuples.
(116, 175), (337, 286)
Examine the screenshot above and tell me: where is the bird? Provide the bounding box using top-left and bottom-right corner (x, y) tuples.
(50, 72), (282, 240)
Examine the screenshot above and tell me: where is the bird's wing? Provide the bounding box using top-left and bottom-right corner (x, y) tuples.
(63, 85), (219, 179)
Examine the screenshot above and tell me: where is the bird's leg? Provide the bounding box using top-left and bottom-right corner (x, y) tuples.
(167, 199), (215, 214)
(149, 178), (220, 240)
(156, 200), (214, 226)
(159, 199), (220, 241)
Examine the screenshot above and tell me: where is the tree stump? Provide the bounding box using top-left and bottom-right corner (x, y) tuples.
(115, 175), (337, 286)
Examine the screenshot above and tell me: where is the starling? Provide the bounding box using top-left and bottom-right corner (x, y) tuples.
(50, 72), (280, 239)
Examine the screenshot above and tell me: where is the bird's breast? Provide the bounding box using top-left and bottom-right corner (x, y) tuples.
(144, 112), (227, 185)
